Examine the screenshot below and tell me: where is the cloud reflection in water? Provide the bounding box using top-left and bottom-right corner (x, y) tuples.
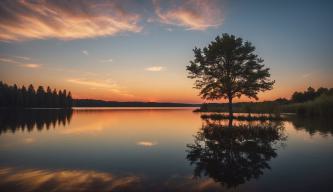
(0, 167), (140, 192)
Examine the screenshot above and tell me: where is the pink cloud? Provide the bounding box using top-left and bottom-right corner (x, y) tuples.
(0, 0), (142, 41)
(21, 63), (41, 68)
(153, 0), (224, 30)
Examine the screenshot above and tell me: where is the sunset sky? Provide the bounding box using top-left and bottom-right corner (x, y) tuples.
(0, 0), (332, 103)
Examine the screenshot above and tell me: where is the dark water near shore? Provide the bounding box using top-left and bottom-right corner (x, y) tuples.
(0, 108), (332, 192)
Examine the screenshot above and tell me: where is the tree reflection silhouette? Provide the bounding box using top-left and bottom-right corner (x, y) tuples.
(186, 118), (286, 188)
(0, 109), (73, 134)
(289, 116), (333, 136)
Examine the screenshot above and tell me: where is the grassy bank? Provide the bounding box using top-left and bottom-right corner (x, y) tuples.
(201, 113), (283, 121)
(283, 94), (333, 117)
(195, 94), (333, 118)
(194, 101), (282, 115)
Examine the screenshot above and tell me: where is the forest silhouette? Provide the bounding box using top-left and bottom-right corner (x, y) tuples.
(0, 82), (72, 108)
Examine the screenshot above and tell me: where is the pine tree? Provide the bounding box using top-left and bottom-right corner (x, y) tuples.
(46, 86), (52, 107)
(27, 84), (36, 107)
(36, 86), (45, 107)
(67, 91), (73, 108)
(52, 89), (59, 107)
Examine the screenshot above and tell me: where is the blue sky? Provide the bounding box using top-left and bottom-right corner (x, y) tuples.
(0, 0), (332, 102)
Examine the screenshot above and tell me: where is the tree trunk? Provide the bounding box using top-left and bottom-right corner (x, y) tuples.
(228, 116), (233, 127)
(228, 97), (233, 118)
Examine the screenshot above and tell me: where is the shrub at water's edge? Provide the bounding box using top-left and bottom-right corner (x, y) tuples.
(195, 87), (333, 118)
(284, 94), (333, 117)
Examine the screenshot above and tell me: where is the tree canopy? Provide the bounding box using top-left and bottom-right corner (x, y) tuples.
(187, 33), (274, 116)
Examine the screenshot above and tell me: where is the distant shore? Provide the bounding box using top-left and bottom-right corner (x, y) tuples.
(194, 94), (333, 118)
(73, 99), (200, 108)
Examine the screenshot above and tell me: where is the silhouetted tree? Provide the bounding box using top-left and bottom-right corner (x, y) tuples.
(67, 91), (73, 107)
(16, 87), (23, 106)
(187, 33), (274, 117)
(316, 87), (329, 97)
(291, 91), (305, 103)
(36, 86), (45, 107)
(304, 87), (316, 101)
(52, 89), (59, 107)
(1, 83), (8, 107)
(291, 86), (332, 103)
(58, 90), (64, 107)
(21, 86), (28, 107)
(62, 89), (67, 107)
(27, 84), (36, 107)
(46, 86), (52, 107)
(0, 82), (4, 106)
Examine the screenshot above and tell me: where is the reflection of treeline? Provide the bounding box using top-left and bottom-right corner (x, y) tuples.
(0, 109), (73, 134)
(290, 116), (333, 136)
(0, 82), (72, 108)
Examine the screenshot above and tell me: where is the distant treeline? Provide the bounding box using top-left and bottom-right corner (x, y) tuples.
(0, 82), (72, 108)
(74, 99), (200, 107)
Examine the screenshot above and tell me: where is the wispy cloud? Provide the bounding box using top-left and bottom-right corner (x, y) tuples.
(0, 1), (142, 41)
(67, 78), (117, 89)
(136, 141), (157, 147)
(153, 0), (223, 30)
(15, 56), (31, 61)
(21, 63), (41, 68)
(145, 66), (165, 72)
(54, 68), (98, 76)
(100, 59), (113, 63)
(1, 56), (39, 69)
(82, 50), (89, 56)
(302, 73), (312, 78)
(0, 167), (140, 192)
(0, 57), (20, 64)
(67, 78), (132, 97)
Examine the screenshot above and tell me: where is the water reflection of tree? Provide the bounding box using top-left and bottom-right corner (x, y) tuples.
(0, 109), (73, 134)
(186, 118), (286, 188)
(289, 116), (333, 136)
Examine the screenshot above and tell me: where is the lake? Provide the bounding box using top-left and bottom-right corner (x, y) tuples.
(0, 108), (332, 192)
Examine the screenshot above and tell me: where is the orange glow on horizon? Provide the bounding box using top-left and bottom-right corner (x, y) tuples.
(2, 77), (332, 104)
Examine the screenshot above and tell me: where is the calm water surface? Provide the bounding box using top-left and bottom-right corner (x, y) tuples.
(0, 108), (332, 192)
